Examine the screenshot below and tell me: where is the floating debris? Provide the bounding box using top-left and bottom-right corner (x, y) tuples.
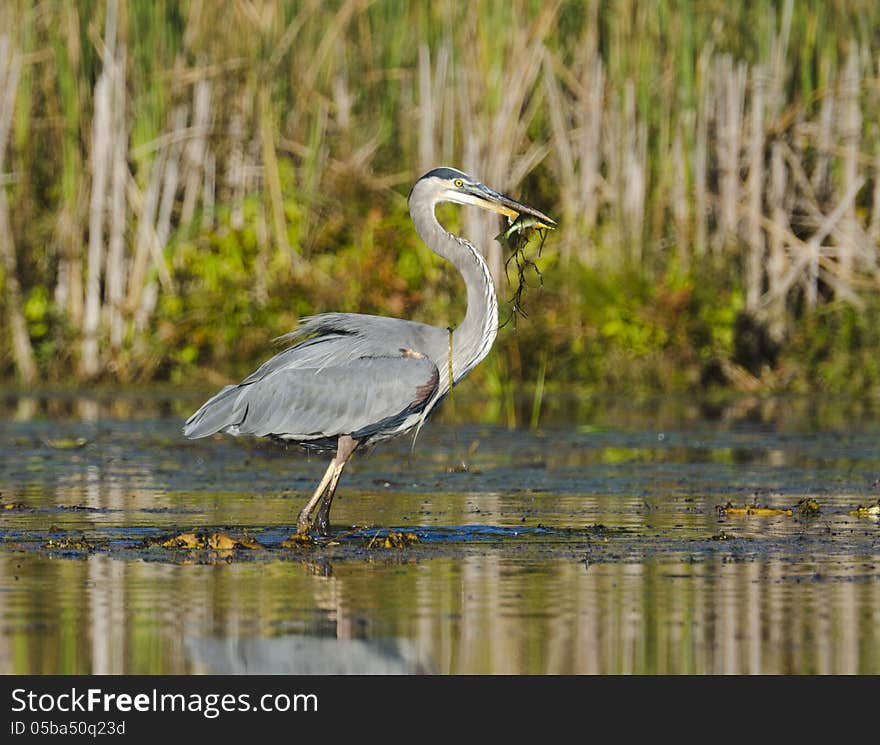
(280, 533), (320, 548)
(365, 530), (420, 549)
(43, 437), (89, 449)
(795, 498), (822, 516)
(848, 500), (880, 519)
(1, 501), (29, 511)
(718, 497), (822, 518)
(717, 502), (793, 517)
(44, 534), (95, 551)
(144, 531), (263, 550)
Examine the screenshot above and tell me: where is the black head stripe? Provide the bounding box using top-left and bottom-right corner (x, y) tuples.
(418, 167), (469, 182)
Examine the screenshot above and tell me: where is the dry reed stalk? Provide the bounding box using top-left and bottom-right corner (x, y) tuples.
(542, 54), (576, 263)
(260, 85), (300, 271)
(267, 0), (315, 72)
(693, 47), (711, 256)
(201, 148), (215, 230)
(0, 37), (36, 383)
(54, 202), (85, 326)
(576, 2), (602, 247)
(838, 44), (861, 285)
(869, 125), (880, 248)
(0, 212), (37, 386)
(671, 124), (689, 267)
(649, 98), (672, 252)
(180, 77), (211, 226)
(301, 0), (360, 95)
(580, 59), (605, 260)
(298, 99), (329, 250)
(134, 275), (158, 336)
(869, 54), (880, 249)
(226, 93), (247, 230)
(0, 38), (18, 204)
(53, 6), (86, 328)
(253, 196), (269, 307)
(433, 42), (451, 163)
(438, 41), (454, 168)
(621, 79), (646, 262)
(105, 44), (127, 350)
(156, 105), (187, 248)
(766, 0), (793, 122)
(331, 60), (352, 138)
(134, 104), (185, 332)
(126, 148), (165, 321)
(745, 67), (765, 312)
(81, 0), (117, 378)
(599, 79), (646, 266)
(601, 91), (621, 258)
(766, 141), (788, 341)
(810, 76), (834, 198)
(417, 43), (435, 173)
(715, 54), (747, 252)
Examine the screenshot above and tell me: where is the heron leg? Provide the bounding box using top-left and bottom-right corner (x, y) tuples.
(313, 435), (359, 536)
(296, 459), (337, 535)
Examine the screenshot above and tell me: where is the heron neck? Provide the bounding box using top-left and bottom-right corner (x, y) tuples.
(410, 198), (499, 385)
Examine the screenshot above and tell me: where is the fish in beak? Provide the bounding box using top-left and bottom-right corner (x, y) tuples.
(446, 182), (556, 230)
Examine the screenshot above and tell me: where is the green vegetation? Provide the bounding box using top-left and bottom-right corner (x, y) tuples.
(1, 0), (880, 412)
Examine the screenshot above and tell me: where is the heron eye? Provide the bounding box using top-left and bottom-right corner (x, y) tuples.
(454, 179), (464, 188)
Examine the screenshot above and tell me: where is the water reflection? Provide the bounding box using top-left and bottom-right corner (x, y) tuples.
(1, 551), (878, 674)
(1, 392), (878, 674)
(185, 636), (433, 675)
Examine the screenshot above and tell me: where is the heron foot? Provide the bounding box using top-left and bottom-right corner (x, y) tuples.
(295, 514), (312, 537)
(313, 512), (331, 537)
(313, 498), (333, 536)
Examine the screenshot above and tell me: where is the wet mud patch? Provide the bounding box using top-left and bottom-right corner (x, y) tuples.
(1, 510), (877, 569)
(0, 522), (627, 564)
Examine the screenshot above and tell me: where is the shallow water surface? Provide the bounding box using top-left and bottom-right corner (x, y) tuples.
(1, 392), (878, 674)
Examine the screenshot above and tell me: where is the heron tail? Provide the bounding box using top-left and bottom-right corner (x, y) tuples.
(183, 384), (240, 438)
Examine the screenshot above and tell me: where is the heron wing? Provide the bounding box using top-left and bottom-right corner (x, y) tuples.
(184, 346), (439, 441)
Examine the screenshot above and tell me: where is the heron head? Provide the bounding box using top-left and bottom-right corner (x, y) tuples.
(413, 167), (556, 229)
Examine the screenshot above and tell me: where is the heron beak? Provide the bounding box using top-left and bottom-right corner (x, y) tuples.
(448, 184), (556, 229)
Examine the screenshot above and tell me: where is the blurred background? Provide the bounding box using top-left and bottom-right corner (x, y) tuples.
(1, 0), (880, 413)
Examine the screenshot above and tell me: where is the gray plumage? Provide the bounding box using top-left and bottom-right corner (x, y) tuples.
(184, 313), (444, 445)
(184, 167), (554, 535)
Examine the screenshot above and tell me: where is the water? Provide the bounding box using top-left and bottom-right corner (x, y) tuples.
(1, 391), (878, 674)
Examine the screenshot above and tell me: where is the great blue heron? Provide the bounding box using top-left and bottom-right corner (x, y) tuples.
(184, 167), (555, 535)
